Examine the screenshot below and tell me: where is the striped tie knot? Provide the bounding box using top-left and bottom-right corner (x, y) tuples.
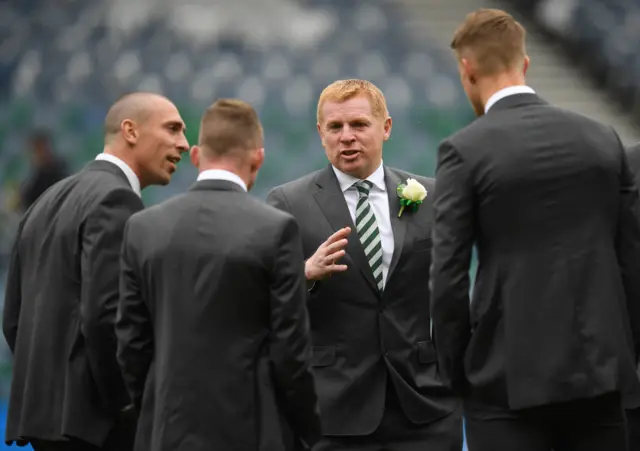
(355, 180), (373, 199)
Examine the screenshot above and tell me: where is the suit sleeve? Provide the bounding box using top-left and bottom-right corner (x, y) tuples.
(269, 215), (322, 448)
(267, 187), (317, 293)
(616, 140), (640, 362)
(80, 187), (144, 410)
(430, 140), (475, 390)
(2, 219), (26, 353)
(115, 219), (153, 410)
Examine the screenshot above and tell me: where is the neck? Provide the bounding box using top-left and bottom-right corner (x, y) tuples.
(103, 145), (146, 189)
(199, 161), (251, 189)
(478, 72), (527, 111)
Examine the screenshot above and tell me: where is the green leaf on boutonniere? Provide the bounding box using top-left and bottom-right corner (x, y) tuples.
(398, 198), (422, 217)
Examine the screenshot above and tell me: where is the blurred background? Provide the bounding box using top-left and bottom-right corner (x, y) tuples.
(0, 0), (639, 449)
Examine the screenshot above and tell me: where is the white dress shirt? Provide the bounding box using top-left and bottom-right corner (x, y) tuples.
(197, 169), (247, 191)
(332, 162), (394, 287)
(485, 85), (536, 113)
(95, 153), (141, 196)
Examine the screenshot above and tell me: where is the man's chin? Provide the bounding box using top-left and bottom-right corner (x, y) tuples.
(337, 160), (368, 178)
(156, 174), (171, 186)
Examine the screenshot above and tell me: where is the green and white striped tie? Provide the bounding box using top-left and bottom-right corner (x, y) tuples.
(355, 180), (384, 291)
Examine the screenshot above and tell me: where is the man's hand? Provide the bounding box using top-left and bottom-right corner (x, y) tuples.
(304, 227), (351, 281)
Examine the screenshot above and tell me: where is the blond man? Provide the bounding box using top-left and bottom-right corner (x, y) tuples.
(115, 99), (321, 451)
(430, 8), (640, 451)
(268, 80), (461, 451)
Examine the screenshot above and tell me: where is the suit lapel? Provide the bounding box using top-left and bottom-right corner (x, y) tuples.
(313, 166), (381, 296)
(385, 168), (406, 283)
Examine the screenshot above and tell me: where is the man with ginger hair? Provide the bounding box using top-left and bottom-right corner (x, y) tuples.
(267, 80), (461, 451)
(3, 92), (189, 451)
(115, 99), (321, 451)
(430, 8), (640, 450)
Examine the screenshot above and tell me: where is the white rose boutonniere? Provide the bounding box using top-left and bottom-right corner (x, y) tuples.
(396, 178), (427, 217)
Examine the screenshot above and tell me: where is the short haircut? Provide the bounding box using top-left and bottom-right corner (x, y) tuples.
(317, 79), (389, 124)
(450, 8), (527, 76)
(103, 92), (165, 143)
(198, 99), (263, 156)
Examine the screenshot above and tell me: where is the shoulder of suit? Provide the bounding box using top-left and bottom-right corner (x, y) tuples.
(40, 170), (136, 208)
(446, 103), (612, 151)
(252, 195), (296, 221)
(129, 192), (188, 221)
(268, 168), (324, 197)
(73, 169), (138, 203)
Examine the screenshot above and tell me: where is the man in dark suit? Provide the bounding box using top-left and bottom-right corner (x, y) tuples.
(430, 9), (640, 451)
(115, 99), (322, 451)
(267, 79), (461, 451)
(625, 140), (640, 451)
(2, 92), (189, 451)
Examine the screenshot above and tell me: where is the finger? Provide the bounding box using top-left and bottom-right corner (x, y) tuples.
(327, 264), (348, 273)
(324, 250), (345, 263)
(323, 227), (351, 246)
(325, 239), (348, 254)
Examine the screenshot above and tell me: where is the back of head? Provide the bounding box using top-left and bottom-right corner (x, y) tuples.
(193, 99), (264, 190)
(451, 8), (527, 76)
(198, 99), (263, 157)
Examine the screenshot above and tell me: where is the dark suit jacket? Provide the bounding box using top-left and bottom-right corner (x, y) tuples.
(267, 165), (458, 436)
(115, 179), (321, 451)
(430, 93), (640, 411)
(2, 160), (144, 446)
(627, 142), (640, 188)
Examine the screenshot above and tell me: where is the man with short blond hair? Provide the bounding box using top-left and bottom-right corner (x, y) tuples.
(268, 79), (461, 451)
(199, 98), (264, 156)
(430, 8), (640, 451)
(115, 98), (321, 451)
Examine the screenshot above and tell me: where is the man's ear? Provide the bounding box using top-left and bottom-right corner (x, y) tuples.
(121, 119), (138, 145)
(190, 145), (200, 168)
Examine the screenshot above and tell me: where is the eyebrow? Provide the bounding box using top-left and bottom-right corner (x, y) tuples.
(327, 117), (371, 126)
(165, 120), (187, 131)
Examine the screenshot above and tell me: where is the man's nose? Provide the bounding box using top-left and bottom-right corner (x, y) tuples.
(339, 127), (356, 141)
(177, 136), (189, 152)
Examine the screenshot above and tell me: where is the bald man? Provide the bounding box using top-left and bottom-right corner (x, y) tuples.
(2, 92), (189, 451)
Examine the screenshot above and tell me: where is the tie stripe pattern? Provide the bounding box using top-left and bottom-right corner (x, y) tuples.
(355, 180), (384, 291)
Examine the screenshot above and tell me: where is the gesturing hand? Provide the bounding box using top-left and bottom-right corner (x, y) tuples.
(304, 227), (351, 281)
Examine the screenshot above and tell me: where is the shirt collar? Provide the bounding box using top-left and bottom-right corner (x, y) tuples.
(197, 169), (247, 192)
(485, 85), (536, 113)
(332, 162), (386, 193)
(95, 153), (141, 196)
